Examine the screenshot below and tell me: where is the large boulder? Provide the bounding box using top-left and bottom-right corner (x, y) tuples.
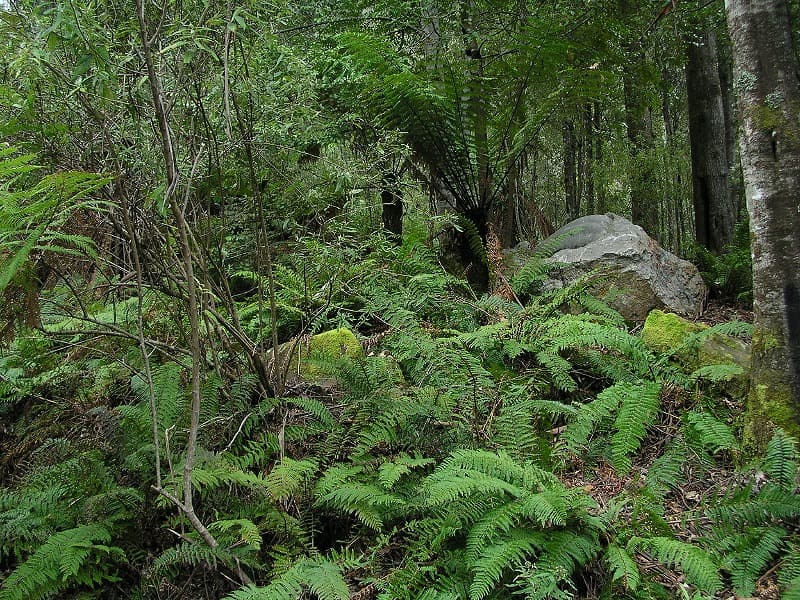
(537, 214), (707, 321)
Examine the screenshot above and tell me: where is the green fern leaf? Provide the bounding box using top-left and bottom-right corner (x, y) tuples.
(764, 429), (799, 490)
(469, 528), (545, 600)
(629, 536), (721, 594)
(605, 543), (640, 590)
(610, 381), (662, 474)
(686, 411), (739, 454)
(0, 524), (122, 600)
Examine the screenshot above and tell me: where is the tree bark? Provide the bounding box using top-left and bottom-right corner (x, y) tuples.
(686, 28), (735, 253)
(563, 119), (579, 220)
(380, 172), (403, 242)
(583, 104), (595, 215)
(725, 0), (800, 449)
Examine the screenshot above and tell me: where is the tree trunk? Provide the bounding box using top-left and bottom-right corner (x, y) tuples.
(717, 36), (745, 220)
(380, 172), (403, 243)
(686, 29), (736, 253)
(725, 0), (800, 448)
(624, 67), (660, 240)
(593, 102), (607, 214)
(563, 119), (579, 220)
(583, 104), (595, 215)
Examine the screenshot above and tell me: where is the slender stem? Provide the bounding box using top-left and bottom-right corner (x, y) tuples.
(135, 0), (224, 555)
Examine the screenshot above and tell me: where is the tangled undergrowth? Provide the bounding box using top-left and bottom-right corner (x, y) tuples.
(1, 229), (797, 600)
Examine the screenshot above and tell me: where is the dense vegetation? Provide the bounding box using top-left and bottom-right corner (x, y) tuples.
(1, 0), (799, 598)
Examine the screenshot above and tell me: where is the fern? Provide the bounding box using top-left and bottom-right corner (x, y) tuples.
(715, 525), (785, 596)
(210, 519), (262, 550)
(149, 540), (246, 578)
(0, 524), (124, 600)
(685, 411), (739, 455)
(131, 361), (184, 431)
(604, 543), (641, 591)
(469, 528), (546, 600)
(563, 380), (661, 474)
(763, 428), (799, 490)
(610, 381), (662, 473)
(265, 458), (318, 501)
(315, 464), (407, 530)
(628, 536), (722, 594)
(224, 556), (349, 600)
(0, 147), (113, 294)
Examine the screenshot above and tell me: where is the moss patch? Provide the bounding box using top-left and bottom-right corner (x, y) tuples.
(743, 380), (799, 452)
(641, 309), (706, 358)
(275, 327), (364, 383)
(642, 309), (750, 398)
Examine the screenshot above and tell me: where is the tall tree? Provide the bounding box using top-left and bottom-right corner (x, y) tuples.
(725, 0), (800, 448)
(620, 0), (661, 240)
(563, 119), (579, 220)
(686, 28), (735, 253)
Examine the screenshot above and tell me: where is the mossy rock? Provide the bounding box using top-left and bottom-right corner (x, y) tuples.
(641, 309), (706, 358)
(642, 309), (750, 398)
(273, 327), (364, 384)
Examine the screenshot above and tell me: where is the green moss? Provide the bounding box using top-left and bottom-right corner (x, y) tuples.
(641, 309), (706, 355)
(276, 327), (364, 383)
(642, 309), (751, 398)
(743, 380), (799, 452)
(752, 327), (781, 353)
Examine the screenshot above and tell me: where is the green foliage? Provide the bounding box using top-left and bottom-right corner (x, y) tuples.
(564, 381), (662, 474)
(0, 146), (112, 294)
(628, 536), (722, 594)
(225, 556), (350, 600)
(411, 449), (601, 599)
(0, 524), (124, 600)
(690, 221), (753, 306)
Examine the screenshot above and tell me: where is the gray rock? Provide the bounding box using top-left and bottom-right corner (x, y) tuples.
(536, 214), (707, 321)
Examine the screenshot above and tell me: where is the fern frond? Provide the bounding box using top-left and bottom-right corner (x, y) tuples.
(224, 556), (349, 600)
(709, 484), (800, 526)
(150, 540), (232, 577)
(210, 519), (262, 550)
(604, 543), (640, 590)
(266, 458), (318, 502)
(469, 528), (545, 600)
(716, 525), (785, 596)
(629, 536), (722, 594)
(764, 429), (799, 490)
(315, 465), (406, 530)
(685, 411), (739, 454)
(0, 524), (123, 600)
(610, 381), (662, 474)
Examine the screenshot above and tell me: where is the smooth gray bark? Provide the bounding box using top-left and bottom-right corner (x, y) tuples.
(725, 0), (800, 448)
(686, 29), (736, 253)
